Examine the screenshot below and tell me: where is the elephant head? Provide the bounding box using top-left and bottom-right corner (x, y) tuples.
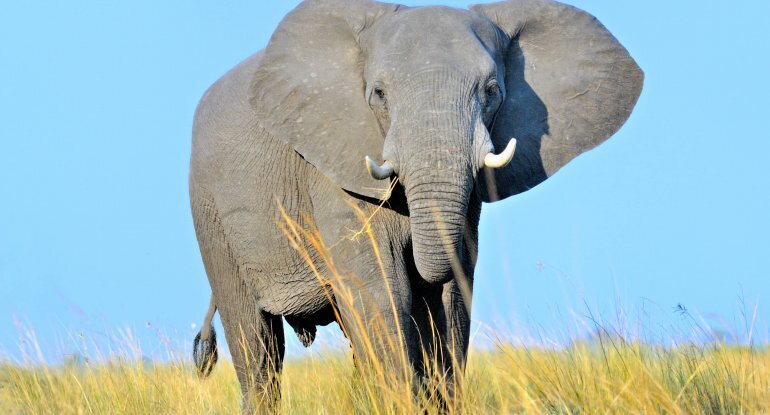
(251, 0), (643, 283)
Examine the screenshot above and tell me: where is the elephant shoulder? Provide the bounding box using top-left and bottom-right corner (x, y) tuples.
(191, 51), (266, 180)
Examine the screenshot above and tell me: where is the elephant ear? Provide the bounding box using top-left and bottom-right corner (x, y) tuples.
(251, 0), (402, 200)
(471, 0), (643, 202)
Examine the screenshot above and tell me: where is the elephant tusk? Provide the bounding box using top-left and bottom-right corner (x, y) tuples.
(484, 138), (517, 169)
(365, 156), (394, 180)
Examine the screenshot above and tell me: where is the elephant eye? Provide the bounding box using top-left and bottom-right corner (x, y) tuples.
(374, 87), (386, 100)
(485, 80), (500, 97)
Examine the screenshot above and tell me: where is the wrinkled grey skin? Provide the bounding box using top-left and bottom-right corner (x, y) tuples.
(190, 0), (642, 410)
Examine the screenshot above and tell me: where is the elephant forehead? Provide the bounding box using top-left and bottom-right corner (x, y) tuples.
(369, 7), (498, 70)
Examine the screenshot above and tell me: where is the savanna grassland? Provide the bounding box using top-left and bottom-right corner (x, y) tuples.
(3, 217), (770, 414)
(2, 338), (769, 414)
(3, 215), (768, 414)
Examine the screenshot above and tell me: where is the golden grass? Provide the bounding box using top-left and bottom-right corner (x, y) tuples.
(1, 340), (769, 414)
(4, 198), (767, 413)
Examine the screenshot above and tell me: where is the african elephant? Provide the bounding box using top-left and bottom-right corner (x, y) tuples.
(190, 0), (642, 410)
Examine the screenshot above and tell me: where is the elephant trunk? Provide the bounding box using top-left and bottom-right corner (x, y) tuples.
(407, 173), (471, 284)
(400, 126), (475, 284)
(387, 72), (482, 284)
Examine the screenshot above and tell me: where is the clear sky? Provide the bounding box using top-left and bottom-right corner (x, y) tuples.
(1, 0), (769, 361)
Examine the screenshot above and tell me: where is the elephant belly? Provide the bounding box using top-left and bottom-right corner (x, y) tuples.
(243, 264), (332, 317)
(215, 200), (334, 318)
(190, 184), (332, 318)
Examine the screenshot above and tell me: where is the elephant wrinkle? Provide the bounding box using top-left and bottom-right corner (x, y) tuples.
(189, 0), (641, 410)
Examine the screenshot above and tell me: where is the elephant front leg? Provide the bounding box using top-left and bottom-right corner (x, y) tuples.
(333, 258), (416, 388)
(310, 186), (419, 398)
(410, 276), (472, 408)
(441, 275), (473, 380)
(438, 195), (479, 400)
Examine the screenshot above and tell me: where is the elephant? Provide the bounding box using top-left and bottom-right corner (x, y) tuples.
(189, 0), (642, 410)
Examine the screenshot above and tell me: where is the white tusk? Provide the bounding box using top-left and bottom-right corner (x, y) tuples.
(484, 138), (517, 169)
(365, 156), (394, 180)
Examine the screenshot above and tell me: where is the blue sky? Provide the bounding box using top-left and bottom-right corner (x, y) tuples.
(1, 0), (769, 360)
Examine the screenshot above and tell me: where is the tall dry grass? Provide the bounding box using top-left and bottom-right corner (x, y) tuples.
(2, 338), (770, 414)
(3, 194), (769, 413)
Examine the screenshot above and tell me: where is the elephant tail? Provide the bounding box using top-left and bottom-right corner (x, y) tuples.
(193, 295), (218, 377)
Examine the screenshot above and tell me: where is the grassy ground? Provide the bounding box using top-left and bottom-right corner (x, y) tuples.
(3, 213), (767, 413)
(2, 340), (769, 414)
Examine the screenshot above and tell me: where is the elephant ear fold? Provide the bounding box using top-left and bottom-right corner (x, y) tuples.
(251, 0), (402, 200)
(471, 0), (643, 202)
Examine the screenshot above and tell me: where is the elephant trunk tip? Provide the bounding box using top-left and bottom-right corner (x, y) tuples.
(413, 248), (458, 285)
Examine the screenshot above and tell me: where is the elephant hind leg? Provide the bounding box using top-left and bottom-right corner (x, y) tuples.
(192, 192), (285, 411)
(218, 293), (285, 412)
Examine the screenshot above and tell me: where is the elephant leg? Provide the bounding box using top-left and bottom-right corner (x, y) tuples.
(193, 194), (285, 412)
(412, 244), (475, 406)
(409, 286), (450, 404)
(217, 291), (285, 413)
(334, 270), (414, 384)
(322, 225), (416, 390)
(406, 279), (472, 411)
(440, 277), (472, 388)
(397, 278), (472, 412)
(309, 186), (416, 386)
(413, 264), (475, 406)
(437, 194), (479, 401)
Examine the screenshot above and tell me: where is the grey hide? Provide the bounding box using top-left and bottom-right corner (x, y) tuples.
(472, 0), (644, 201)
(189, 0), (642, 410)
